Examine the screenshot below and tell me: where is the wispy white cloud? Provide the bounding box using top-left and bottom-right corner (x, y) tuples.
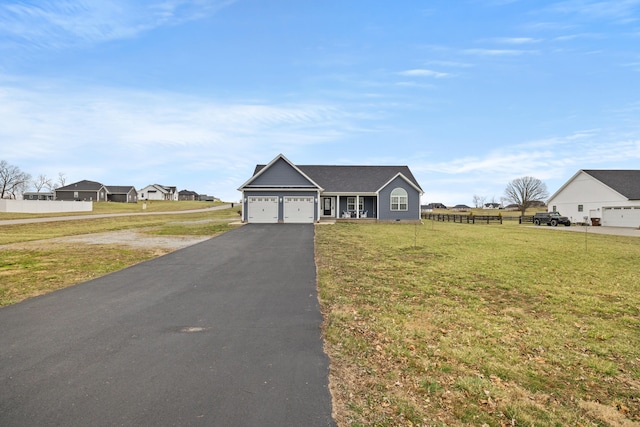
(487, 37), (542, 44)
(0, 0), (235, 50)
(547, 0), (640, 23)
(0, 75), (365, 185)
(397, 69), (450, 78)
(463, 48), (534, 56)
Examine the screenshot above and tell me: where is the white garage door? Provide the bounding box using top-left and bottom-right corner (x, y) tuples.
(602, 206), (640, 227)
(284, 197), (315, 223)
(248, 196), (278, 223)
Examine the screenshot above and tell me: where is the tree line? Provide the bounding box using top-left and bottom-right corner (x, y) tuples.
(0, 160), (66, 199)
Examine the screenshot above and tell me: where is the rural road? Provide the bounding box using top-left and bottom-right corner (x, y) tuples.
(0, 224), (335, 426)
(0, 203), (236, 226)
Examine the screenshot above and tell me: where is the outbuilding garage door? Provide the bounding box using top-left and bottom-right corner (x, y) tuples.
(602, 206), (640, 227)
(248, 196), (278, 223)
(284, 197), (314, 223)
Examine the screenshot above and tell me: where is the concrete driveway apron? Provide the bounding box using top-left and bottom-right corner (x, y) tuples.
(0, 224), (335, 427)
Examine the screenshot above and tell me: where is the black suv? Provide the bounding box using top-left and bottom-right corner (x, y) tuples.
(534, 211), (571, 227)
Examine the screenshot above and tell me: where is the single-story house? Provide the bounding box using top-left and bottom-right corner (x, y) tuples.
(452, 204), (471, 211)
(55, 181), (138, 203)
(238, 154), (424, 223)
(23, 192), (55, 201)
(138, 184), (178, 201)
(106, 186), (138, 203)
(547, 170), (640, 227)
(179, 190), (199, 201)
(55, 180), (109, 202)
(484, 202), (501, 209)
(422, 203), (447, 211)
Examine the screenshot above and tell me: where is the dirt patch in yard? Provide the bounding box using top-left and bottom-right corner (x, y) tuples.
(1, 229), (211, 252)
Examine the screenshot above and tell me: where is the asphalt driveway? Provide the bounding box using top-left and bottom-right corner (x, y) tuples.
(0, 224), (335, 426)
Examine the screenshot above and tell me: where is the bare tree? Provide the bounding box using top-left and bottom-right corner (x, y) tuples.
(33, 174), (53, 192)
(0, 160), (32, 199)
(472, 194), (487, 209)
(57, 172), (67, 188)
(504, 176), (549, 216)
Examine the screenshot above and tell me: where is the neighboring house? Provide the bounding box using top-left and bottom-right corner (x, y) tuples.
(55, 180), (109, 202)
(547, 170), (640, 227)
(23, 192), (55, 201)
(238, 154), (424, 223)
(106, 186), (138, 203)
(138, 184), (178, 201)
(452, 204), (471, 211)
(179, 190), (199, 201)
(422, 203), (447, 211)
(484, 202), (501, 209)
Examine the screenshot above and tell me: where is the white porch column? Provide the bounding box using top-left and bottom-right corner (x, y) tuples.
(356, 195), (360, 219)
(336, 195), (340, 218)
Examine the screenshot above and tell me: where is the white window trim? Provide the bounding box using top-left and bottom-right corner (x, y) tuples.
(390, 188), (408, 211)
(347, 197), (364, 211)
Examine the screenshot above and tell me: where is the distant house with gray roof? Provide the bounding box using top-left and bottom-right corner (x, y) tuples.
(547, 170), (640, 227)
(138, 184), (178, 201)
(55, 180), (109, 202)
(106, 186), (138, 203)
(55, 180), (138, 203)
(238, 154), (423, 223)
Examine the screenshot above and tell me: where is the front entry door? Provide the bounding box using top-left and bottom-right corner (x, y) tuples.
(322, 197), (333, 216)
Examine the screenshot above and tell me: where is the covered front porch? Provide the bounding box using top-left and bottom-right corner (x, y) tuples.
(320, 194), (377, 220)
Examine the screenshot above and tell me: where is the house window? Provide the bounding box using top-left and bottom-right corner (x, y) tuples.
(552, 205), (557, 212)
(347, 197), (364, 211)
(578, 205), (583, 212)
(74, 191), (79, 199)
(390, 188), (408, 211)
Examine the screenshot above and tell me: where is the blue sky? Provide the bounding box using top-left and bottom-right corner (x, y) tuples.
(1, 0), (639, 205)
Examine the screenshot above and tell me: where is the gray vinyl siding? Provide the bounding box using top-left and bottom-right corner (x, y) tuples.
(250, 158), (314, 187)
(243, 191), (318, 222)
(55, 190), (105, 202)
(378, 177), (421, 220)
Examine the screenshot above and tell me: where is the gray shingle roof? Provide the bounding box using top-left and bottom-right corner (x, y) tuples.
(56, 180), (105, 192)
(106, 186), (135, 194)
(254, 164), (422, 193)
(583, 170), (640, 200)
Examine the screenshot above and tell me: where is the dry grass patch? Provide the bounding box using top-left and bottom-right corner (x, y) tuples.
(316, 222), (640, 426)
(0, 208), (240, 306)
(0, 244), (164, 306)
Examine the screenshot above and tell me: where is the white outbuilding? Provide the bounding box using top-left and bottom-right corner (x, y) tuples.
(547, 170), (640, 227)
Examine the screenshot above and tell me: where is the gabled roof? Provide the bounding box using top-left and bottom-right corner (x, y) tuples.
(141, 184), (175, 193)
(549, 170), (640, 202)
(56, 180), (107, 192)
(241, 154), (423, 194)
(582, 170), (640, 200)
(239, 154), (322, 190)
(106, 186), (136, 194)
(179, 189), (199, 196)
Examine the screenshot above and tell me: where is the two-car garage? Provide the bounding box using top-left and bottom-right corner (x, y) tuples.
(246, 196), (315, 223)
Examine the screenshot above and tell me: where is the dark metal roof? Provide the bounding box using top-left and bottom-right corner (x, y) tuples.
(583, 170), (640, 200)
(254, 164), (423, 193)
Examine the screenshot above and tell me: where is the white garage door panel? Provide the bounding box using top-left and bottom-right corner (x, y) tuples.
(248, 197), (278, 223)
(284, 197), (314, 223)
(602, 207), (640, 227)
